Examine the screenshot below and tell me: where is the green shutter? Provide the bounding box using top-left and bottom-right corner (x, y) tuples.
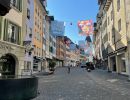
(3, 19), (9, 41)
(0, 17), (2, 39)
(19, 0), (22, 12)
(18, 27), (21, 45)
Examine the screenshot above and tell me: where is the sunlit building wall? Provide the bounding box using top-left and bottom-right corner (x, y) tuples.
(0, 0), (26, 75)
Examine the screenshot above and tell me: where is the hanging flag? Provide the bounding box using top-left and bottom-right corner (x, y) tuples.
(77, 20), (93, 36)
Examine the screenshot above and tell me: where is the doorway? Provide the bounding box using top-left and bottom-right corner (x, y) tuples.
(0, 54), (16, 76)
(110, 56), (116, 72)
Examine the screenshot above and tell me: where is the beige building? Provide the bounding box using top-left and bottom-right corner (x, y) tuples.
(124, 0), (130, 77)
(107, 0), (128, 74)
(0, 0), (26, 76)
(95, 0), (130, 75)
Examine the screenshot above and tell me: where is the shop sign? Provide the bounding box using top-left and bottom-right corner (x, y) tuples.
(0, 59), (7, 62)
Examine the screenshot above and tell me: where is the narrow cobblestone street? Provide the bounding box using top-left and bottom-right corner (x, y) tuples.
(33, 67), (130, 100)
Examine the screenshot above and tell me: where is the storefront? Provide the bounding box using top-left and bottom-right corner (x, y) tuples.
(0, 41), (25, 76)
(110, 56), (116, 72)
(117, 52), (127, 75)
(33, 56), (42, 72)
(108, 52), (117, 72)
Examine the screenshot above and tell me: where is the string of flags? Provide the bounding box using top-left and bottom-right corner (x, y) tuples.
(64, 19), (94, 57)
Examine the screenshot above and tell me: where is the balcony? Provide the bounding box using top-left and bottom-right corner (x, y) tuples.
(98, 0), (103, 5)
(103, 0), (112, 11)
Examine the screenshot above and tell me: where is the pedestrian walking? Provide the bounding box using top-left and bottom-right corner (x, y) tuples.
(67, 65), (70, 74)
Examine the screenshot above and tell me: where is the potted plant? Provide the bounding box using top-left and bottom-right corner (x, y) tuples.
(49, 61), (56, 72)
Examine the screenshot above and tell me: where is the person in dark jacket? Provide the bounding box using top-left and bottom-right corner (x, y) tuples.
(90, 62), (95, 70)
(86, 62), (90, 69)
(67, 65), (70, 74)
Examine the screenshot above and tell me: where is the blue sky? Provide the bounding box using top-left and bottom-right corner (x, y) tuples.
(47, 0), (98, 44)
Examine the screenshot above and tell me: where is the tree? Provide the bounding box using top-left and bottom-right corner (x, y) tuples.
(49, 61), (56, 71)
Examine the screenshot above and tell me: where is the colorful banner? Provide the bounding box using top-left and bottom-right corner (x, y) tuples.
(77, 20), (93, 35)
(51, 20), (65, 36)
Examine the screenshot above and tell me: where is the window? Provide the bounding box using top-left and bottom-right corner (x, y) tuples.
(35, 6), (37, 13)
(26, 24), (27, 34)
(117, 0), (120, 11)
(111, 10), (113, 20)
(29, 28), (32, 38)
(24, 61), (31, 70)
(109, 32), (111, 41)
(27, 8), (30, 19)
(43, 38), (46, 45)
(118, 19), (121, 32)
(54, 42), (56, 47)
(28, 51), (32, 56)
(11, 0), (22, 11)
(11, 0), (17, 7)
(38, 11), (39, 16)
(28, 0), (30, 4)
(34, 47), (36, 55)
(108, 17), (109, 25)
(6, 22), (21, 45)
(112, 27), (115, 44)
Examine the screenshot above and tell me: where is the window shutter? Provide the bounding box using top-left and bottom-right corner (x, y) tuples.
(0, 17), (2, 39)
(18, 26), (21, 45)
(15, 25), (18, 44)
(19, 0), (22, 12)
(4, 19), (9, 41)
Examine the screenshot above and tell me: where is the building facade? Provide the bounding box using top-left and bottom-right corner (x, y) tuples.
(56, 36), (65, 67)
(32, 0), (47, 73)
(44, 15), (53, 69)
(0, 0), (26, 76)
(95, 0), (130, 75)
(23, 0), (34, 75)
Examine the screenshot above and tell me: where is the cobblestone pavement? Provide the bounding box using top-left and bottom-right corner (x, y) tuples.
(33, 67), (130, 100)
